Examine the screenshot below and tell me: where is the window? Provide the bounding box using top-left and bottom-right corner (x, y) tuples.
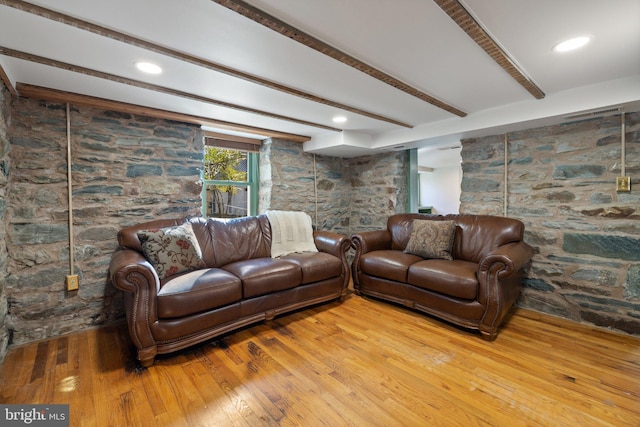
(202, 133), (259, 218)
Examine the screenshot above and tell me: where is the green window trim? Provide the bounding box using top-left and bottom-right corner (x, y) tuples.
(201, 151), (259, 217)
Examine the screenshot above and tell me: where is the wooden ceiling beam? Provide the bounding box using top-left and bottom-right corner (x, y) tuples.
(16, 83), (311, 142)
(433, 0), (545, 99)
(1, 0), (412, 128)
(0, 46), (340, 132)
(212, 0), (467, 118)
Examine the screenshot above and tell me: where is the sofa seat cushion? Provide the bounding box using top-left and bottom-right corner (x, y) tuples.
(281, 252), (342, 284)
(223, 258), (302, 298)
(407, 259), (478, 300)
(157, 268), (242, 318)
(360, 250), (424, 283)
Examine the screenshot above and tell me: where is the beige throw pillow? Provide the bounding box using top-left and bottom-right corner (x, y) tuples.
(137, 222), (205, 279)
(404, 220), (456, 260)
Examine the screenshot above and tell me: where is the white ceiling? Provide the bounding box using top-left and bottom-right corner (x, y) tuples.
(1, 0), (639, 165)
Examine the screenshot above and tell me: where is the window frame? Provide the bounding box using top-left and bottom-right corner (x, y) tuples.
(201, 133), (260, 218)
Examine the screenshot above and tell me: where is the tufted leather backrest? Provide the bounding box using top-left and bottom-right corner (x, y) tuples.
(117, 215), (272, 268)
(387, 214), (525, 263)
(202, 215), (271, 267)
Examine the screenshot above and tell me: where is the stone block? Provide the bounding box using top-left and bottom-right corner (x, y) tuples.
(9, 223), (68, 245)
(553, 164), (606, 179)
(563, 233), (640, 261)
(126, 164), (162, 177)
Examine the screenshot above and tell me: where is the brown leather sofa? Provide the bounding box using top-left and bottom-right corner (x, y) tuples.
(110, 214), (351, 366)
(351, 214), (533, 340)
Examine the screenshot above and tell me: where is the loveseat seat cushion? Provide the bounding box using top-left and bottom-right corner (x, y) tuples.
(157, 268), (242, 318)
(281, 252), (342, 284)
(360, 250), (424, 283)
(223, 258), (302, 298)
(407, 259), (478, 300)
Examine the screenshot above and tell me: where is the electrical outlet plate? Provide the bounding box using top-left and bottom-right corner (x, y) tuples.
(66, 275), (79, 291)
(617, 176), (631, 193)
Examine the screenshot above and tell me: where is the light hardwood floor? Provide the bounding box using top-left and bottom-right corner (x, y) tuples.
(1, 293), (639, 426)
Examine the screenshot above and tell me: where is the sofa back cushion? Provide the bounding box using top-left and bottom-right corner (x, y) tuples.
(387, 214), (525, 263)
(444, 214), (525, 263)
(205, 215), (270, 267)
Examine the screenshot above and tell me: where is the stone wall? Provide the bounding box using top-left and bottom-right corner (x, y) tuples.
(261, 139), (408, 236)
(259, 138), (351, 234)
(349, 151), (409, 233)
(0, 82), (11, 364)
(461, 113), (640, 336)
(5, 97), (202, 346)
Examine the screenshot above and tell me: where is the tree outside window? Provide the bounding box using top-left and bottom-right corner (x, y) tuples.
(202, 144), (257, 218)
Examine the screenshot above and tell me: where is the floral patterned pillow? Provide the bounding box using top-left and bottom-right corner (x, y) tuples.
(137, 223), (205, 280)
(404, 220), (457, 260)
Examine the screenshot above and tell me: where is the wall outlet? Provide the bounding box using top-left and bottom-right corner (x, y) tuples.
(617, 176), (631, 193)
(66, 274), (79, 291)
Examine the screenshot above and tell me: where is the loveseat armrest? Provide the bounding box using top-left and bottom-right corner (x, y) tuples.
(350, 230), (392, 289)
(351, 230), (391, 255)
(478, 241), (534, 279)
(476, 241), (534, 340)
(314, 230), (351, 258)
(109, 249), (161, 360)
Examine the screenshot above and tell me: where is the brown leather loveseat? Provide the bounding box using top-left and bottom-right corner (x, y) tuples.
(351, 214), (533, 340)
(110, 212), (351, 366)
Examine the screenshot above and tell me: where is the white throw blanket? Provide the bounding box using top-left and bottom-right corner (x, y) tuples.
(266, 210), (318, 258)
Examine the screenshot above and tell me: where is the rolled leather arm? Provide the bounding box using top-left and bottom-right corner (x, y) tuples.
(109, 249), (160, 359)
(477, 241), (534, 279)
(314, 230), (351, 258)
(350, 230), (391, 289)
(314, 230), (352, 292)
(109, 249), (159, 295)
(476, 241), (534, 340)
(351, 230), (391, 255)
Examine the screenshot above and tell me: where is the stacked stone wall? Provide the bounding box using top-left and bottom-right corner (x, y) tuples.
(259, 138), (351, 235)
(0, 82), (11, 364)
(349, 151), (409, 233)
(461, 113), (640, 335)
(5, 98), (202, 345)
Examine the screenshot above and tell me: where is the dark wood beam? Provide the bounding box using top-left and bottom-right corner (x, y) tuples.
(433, 0), (545, 99)
(212, 0), (467, 118)
(16, 83), (312, 142)
(0, 46), (340, 132)
(0, 0), (412, 128)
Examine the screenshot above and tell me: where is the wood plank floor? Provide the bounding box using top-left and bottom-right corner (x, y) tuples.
(1, 293), (639, 426)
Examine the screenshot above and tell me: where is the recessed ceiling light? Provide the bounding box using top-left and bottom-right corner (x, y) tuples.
(553, 36), (591, 53)
(135, 61), (162, 74)
(332, 116), (347, 123)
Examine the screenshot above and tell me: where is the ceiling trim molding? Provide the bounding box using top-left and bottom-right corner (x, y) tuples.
(212, 0), (467, 118)
(16, 83), (312, 142)
(433, 0), (545, 99)
(0, 46), (342, 132)
(0, 60), (17, 96)
(1, 0), (412, 128)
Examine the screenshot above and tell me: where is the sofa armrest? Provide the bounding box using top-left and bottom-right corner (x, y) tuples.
(351, 230), (392, 289)
(351, 230), (391, 255)
(314, 230), (351, 258)
(478, 241), (534, 279)
(110, 250), (159, 294)
(314, 231), (352, 292)
(476, 241), (534, 339)
(109, 249), (160, 355)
